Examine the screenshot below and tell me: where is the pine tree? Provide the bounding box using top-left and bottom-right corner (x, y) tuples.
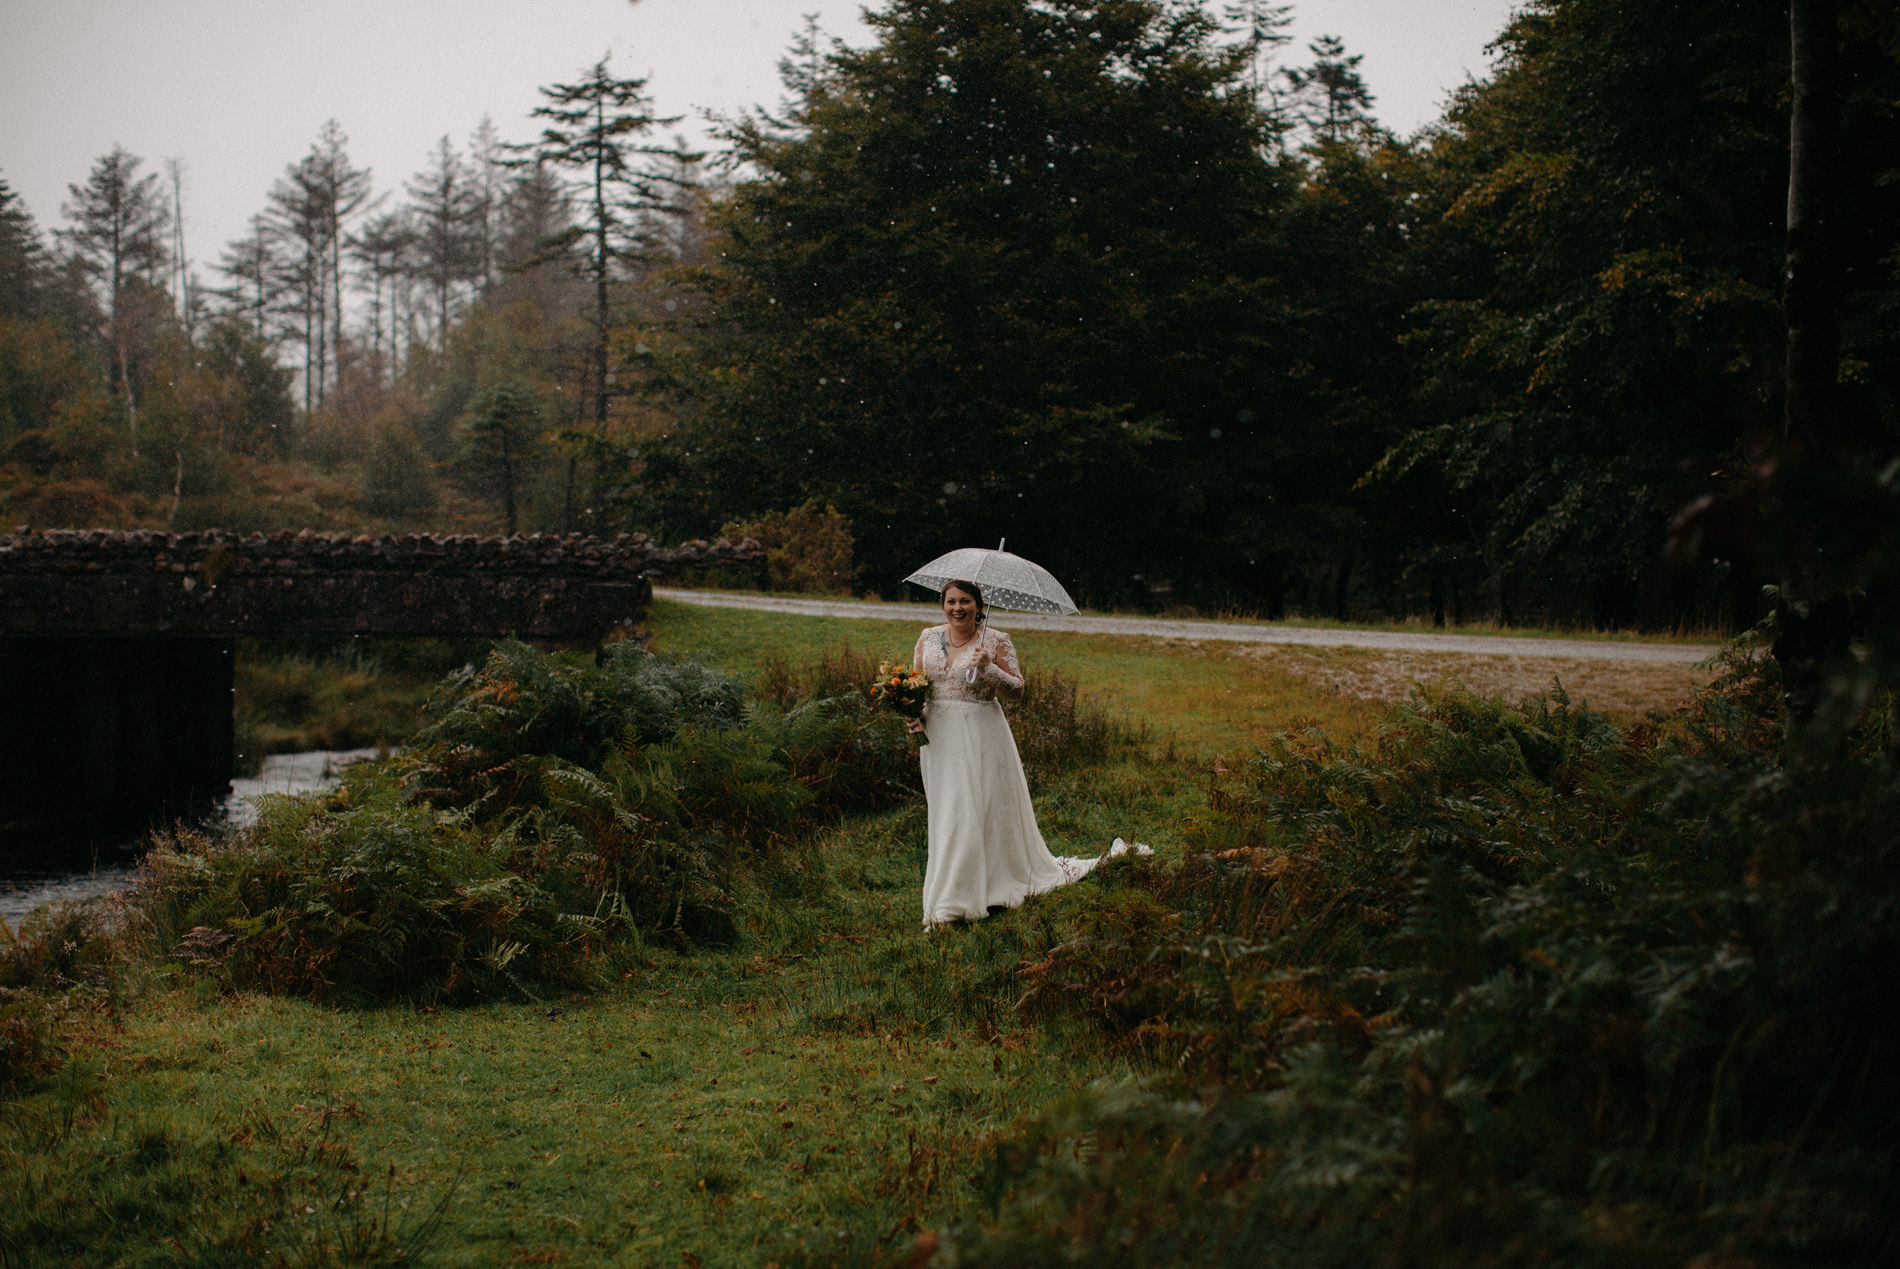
(0, 175), (50, 318)
(347, 209), (415, 377)
(514, 57), (694, 434)
(1281, 35), (1377, 147)
(646, 0), (1294, 597)
(266, 122), (374, 411)
(59, 145), (172, 452)
(213, 213), (283, 344)
(492, 159), (579, 316)
(1221, 0), (1293, 107)
(405, 135), (483, 352)
(461, 380), (543, 534)
(467, 115), (508, 294)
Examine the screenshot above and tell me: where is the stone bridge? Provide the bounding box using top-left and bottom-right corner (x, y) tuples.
(0, 528), (764, 848)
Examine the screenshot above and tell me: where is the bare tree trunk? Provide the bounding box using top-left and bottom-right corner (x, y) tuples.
(593, 94), (612, 432)
(499, 423), (518, 536)
(167, 445), (185, 527)
(1773, 0), (1851, 731)
(119, 341), (139, 458)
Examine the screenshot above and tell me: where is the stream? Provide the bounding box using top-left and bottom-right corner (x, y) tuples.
(0, 747), (381, 929)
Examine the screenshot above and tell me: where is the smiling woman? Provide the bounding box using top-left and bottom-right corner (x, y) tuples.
(908, 579), (1121, 926)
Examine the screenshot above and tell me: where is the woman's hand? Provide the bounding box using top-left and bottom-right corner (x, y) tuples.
(970, 643), (993, 674)
(906, 716), (926, 735)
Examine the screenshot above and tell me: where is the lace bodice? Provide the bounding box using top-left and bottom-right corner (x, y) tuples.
(913, 625), (1025, 703)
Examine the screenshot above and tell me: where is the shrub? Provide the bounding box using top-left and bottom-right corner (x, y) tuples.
(0, 901), (125, 1087)
(412, 639), (747, 776)
(980, 665), (1900, 1263)
(1009, 665), (1139, 792)
(137, 783), (601, 1004)
(721, 500), (857, 593)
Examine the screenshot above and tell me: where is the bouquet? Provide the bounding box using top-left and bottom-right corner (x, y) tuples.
(871, 661), (932, 744)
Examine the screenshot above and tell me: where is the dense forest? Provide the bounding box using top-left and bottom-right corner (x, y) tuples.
(2, 0), (1896, 628)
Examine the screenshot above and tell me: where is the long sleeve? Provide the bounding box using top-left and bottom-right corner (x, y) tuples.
(983, 629), (1025, 699)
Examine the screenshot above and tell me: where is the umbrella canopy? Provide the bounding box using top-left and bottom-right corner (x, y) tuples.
(904, 541), (1079, 615)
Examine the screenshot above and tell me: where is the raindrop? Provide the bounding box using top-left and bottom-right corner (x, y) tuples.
(634, 343), (650, 355)
(1236, 408), (1256, 423)
(664, 298), (677, 311)
(819, 377), (829, 386)
(1209, 428), (1222, 440)
(942, 481), (959, 495)
(893, 320), (903, 330)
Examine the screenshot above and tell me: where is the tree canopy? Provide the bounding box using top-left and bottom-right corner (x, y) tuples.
(637, 0), (1301, 601)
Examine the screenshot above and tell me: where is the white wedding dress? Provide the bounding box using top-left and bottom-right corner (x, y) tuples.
(913, 623), (1106, 926)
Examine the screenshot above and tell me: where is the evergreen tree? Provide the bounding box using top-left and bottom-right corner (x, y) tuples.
(467, 115), (508, 294)
(266, 122), (374, 412)
(1280, 35), (1377, 147)
(347, 209), (415, 377)
(460, 380), (543, 534)
(643, 0), (1297, 601)
(1221, 0), (1293, 114)
(405, 135), (483, 351)
(514, 57), (694, 434)
(212, 213), (284, 344)
(58, 145), (173, 453)
(0, 176), (50, 319)
(1383, 0), (1897, 630)
(492, 159), (579, 315)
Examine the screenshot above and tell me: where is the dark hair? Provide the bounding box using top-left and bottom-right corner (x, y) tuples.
(943, 578), (987, 624)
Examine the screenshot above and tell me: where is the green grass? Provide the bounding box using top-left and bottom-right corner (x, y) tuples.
(1, 601), (1721, 1265)
(651, 585), (1728, 646)
(4, 778), (1191, 1266)
(232, 637), (489, 770)
(646, 595), (1383, 755)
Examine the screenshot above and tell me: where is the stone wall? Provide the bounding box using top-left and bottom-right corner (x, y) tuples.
(0, 528), (763, 846)
(0, 529), (765, 640)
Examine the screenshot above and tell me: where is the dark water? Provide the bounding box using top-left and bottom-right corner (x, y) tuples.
(0, 748), (381, 930)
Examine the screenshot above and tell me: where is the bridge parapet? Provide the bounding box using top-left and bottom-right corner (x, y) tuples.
(0, 529), (764, 640)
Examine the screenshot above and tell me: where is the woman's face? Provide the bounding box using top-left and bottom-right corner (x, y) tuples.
(942, 585), (979, 626)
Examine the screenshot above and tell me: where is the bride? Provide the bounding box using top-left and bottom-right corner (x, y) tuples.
(907, 579), (1106, 926)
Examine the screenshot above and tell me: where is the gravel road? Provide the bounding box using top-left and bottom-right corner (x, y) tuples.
(653, 588), (1718, 665)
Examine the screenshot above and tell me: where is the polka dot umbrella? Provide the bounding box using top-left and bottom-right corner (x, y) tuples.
(902, 540), (1079, 615)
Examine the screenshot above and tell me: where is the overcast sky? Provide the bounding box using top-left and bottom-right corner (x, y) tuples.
(2, 0), (1520, 278)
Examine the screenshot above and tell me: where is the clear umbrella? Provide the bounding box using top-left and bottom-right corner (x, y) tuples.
(903, 539), (1079, 615)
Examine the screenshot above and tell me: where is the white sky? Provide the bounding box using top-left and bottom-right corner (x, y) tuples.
(1, 0), (1519, 278)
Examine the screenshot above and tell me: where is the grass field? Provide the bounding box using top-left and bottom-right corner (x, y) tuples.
(645, 596), (1710, 755)
(3, 601), (1722, 1265)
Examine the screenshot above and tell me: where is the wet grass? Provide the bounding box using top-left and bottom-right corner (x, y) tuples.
(650, 586), (1728, 646)
(232, 637), (489, 770)
(646, 596), (1382, 755)
(2, 761), (1191, 1266)
(1, 604), (1711, 1265)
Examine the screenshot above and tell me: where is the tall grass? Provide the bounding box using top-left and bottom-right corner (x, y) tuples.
(12, 618), (1872, 1263)
(935, 656), (1900, 1264)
